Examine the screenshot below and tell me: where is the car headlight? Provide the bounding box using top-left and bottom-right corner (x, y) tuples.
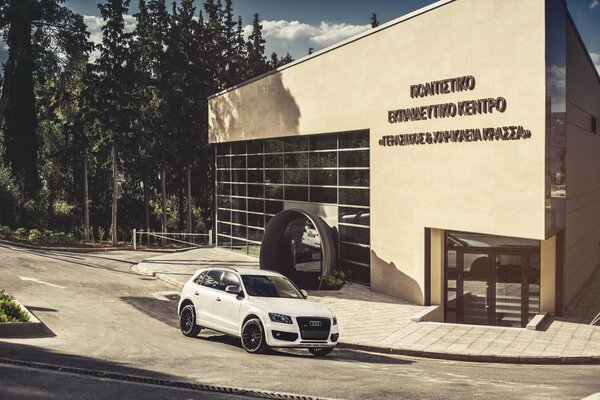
(269, 313), (293, 324)
(332, 317), (337, 326)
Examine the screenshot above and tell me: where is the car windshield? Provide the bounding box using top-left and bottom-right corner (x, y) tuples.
(241, 275), (303, 298)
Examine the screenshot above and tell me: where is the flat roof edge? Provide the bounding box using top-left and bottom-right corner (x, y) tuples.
(208, 0), (456, 100)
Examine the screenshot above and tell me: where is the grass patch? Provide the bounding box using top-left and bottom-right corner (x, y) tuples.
(0, 291), (29, 323)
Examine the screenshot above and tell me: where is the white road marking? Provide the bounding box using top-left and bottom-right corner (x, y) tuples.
(19, 276), (65, 289)
(152, 291), (179, 301)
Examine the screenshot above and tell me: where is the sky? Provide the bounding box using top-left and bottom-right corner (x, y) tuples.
(1, 0), (599, 73)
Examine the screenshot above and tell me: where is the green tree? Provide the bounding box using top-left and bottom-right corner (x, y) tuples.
(246, 13), (269, 79)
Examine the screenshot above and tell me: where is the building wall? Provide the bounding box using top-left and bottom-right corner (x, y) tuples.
(565, 19), (600, 307)
(209, 0), (548, 304)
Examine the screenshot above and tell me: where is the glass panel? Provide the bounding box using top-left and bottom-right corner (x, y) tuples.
(340, 261), (370, 285)
(247, 140), (263, 154)
(231, 169), (246, 183)
(247, 155), (263, 168)
(247, 170), (264, 183)
(217, 170), (230, 182)
(265, 185), (283, 199)
(217, 196), (231, 208)
(231, 183), (246, 197)
(309, 133), (337, 150)
(217, 209), (231, 222)
(495, 254), (523, 327)
(265, 169), (283, 184)
(231, 224), (246, 239)
(248, 227), (264, 242)
(339, 207), (369, 226)
(265, 200), (283, 214)
(339, 150), (369, 167)
(248, 199), (264, 213)
(247, 212), (264, 228)
(231, 142), (246, 154)
(247, 184), (264, 198)
(217, 157), (230, 168)
(284, 217), (321, 273)
(340, 243), (369, 265)
(528, 254), (541, 322)
(339, 130), (369, 149)
(248, 243), (261, 257)
(463, 253), (490, 326)
(217, 182), (230, 195)
(310, 152), (337, 168)
(284, 136), (308, 152)
(217, 222), (231, 236)
(284, 153), (309, 168)
(231, 211), (246, 225)
(447, 231), (540, 248)
(231, 197), (246, 210)
(339, 188), (369, 206)
(446, 250), (457, 323)
(339, 225), (369, 245)
(310, 170), (336, 186)
(265, 138), (283, 153)
(285, 186), (308, 201)
(218, 235), (232, 248)
(216, 143), (230, 156)
(232, 238), (247, 253)
(232, 155), (246, 168)
(310, 187), (337, 204)
(284, 169), (308, 185)
(339, 169), (369, 187)
(265, 154), (283, 168)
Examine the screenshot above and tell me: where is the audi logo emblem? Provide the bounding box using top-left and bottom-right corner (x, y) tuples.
(309, 321), (322, 327)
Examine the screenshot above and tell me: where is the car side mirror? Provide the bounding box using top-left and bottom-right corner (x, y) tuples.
(300, 289), (308, 298)
(225, 285), (242, 295)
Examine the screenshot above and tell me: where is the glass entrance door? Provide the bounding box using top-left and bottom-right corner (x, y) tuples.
(462, 253), (492, 325)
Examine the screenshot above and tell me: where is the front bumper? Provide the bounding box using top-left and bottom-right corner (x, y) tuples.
(264, 317), (340, 348)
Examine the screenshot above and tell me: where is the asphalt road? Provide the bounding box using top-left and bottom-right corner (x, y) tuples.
(0, 242), (599, 400)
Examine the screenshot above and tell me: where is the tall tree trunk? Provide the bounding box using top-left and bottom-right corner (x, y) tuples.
(161, 168), (167, 244)
(83, 147), (90, 241)
(111, 144), (118, 246)
(143, 171), (150, 245)
(187, 164), (192, 234)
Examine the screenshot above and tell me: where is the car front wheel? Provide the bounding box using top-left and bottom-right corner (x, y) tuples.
(241, 318), (267, 354)
(180, 304), (201, 337)
(308, 347), (334, 357)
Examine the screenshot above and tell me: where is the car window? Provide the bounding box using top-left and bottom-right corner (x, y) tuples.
(193, 271), (207, 285)
(241, 275), (303, 298)
(201, 270), (223, 290)
(222, 272), (240, 290)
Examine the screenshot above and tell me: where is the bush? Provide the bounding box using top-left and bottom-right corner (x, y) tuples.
(0, 291), (29, 323)
(15, 228), (28, 238)
(0, 225), (11, 239)
(28, 229), (43, 242)
(322, 270), (346, 290)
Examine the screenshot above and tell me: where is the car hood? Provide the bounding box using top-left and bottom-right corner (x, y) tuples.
(249, 297), (334, 318)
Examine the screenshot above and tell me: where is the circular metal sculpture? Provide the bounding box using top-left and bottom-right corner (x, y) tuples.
(259, 209), (336, 289)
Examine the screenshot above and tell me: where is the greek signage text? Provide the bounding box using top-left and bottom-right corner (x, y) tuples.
(378, 126), (532, 147)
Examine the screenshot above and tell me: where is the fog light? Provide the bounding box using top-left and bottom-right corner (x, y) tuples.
(330, 333), (339, 342)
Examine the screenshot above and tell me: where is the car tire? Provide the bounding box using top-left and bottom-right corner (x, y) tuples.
(241, 318), (268, 354)
(180, 304), (201, 337)
(308, 347), (334, 357)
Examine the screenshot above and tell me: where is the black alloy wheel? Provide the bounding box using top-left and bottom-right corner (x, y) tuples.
(308, 347), (334, 357)
(180, 304), (201, 337)
(241, 318), (267, 354)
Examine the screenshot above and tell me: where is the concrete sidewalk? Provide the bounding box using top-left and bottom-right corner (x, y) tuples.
(132, 247), (600, 364)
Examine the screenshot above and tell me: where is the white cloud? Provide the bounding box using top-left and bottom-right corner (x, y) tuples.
(84, 15), (137, 61)
(590, 0), (599, 9)
(245, 19), (371, 59)
(591, 52), (600, 74)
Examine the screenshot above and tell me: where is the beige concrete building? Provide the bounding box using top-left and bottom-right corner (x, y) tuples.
(208, 0), (600, 328)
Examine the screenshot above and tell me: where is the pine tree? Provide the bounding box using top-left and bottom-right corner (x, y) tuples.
(246, 13), (269, 78)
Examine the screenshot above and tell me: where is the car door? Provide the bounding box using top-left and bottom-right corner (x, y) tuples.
(193, 269), (223, 326)
(212, 271), (243, 335)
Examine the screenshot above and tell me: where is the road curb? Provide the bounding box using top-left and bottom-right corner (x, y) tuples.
(337, 342), (600, 365)
(131, 264), (186, 289)
(0, 238), (130, 253)
(0, 357), (336, 400)
(0, 300), (46, 338)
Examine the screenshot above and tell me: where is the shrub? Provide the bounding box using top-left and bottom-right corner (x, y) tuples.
(0, 225), (11, 239)
(15, 227), (28, 237)
(0, 291), (29, 323)
(28, 229), (43, 242)
(322, 270), (346, 290)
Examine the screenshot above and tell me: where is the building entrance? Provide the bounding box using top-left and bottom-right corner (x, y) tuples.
(445, 231), (540, 328)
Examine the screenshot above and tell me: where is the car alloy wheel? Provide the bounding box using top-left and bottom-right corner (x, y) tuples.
(180, 304), (201, 337)
(308, 347), (334, 357)
(241, 318), (267, 354)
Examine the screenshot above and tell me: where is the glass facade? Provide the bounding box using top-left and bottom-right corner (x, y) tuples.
(215, 130), (370, 284)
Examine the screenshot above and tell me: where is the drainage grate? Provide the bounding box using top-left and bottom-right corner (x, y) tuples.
(0, 357), (333, 400)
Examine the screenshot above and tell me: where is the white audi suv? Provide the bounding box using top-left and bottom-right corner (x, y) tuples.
(177, 267), (339, 356)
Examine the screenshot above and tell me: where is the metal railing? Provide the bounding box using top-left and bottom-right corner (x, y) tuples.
(132, 229), (213, 250)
